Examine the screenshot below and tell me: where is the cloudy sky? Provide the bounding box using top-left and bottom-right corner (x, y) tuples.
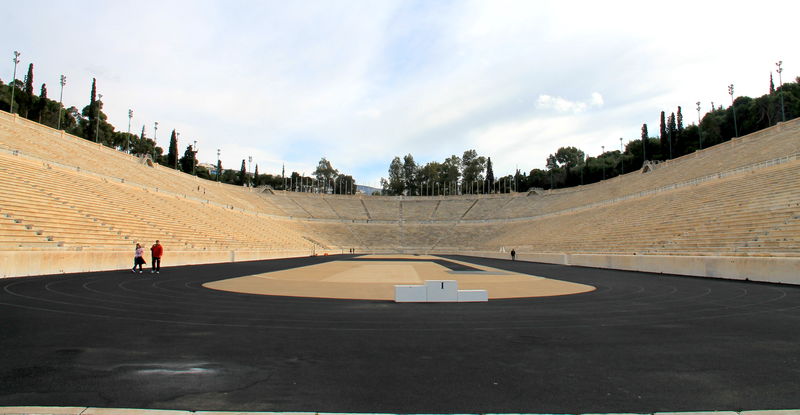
(4, 1), (798, 187)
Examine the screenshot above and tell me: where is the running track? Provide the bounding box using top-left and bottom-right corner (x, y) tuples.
(1, 255), (799, 413)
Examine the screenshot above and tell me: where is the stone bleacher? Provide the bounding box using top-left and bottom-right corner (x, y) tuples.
(1, 110), (799, 281)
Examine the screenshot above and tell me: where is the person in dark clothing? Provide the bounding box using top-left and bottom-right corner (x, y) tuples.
(150, 240), (163, 274)
(510, 249), (516, 261)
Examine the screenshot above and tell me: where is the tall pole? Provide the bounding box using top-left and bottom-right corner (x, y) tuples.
(248, 156), (252, 187)
(175, 132), (180, 169)
(696, 102), (703, 149)
(668, 124), (673, 159)
(95, 93), (102, 143)
(728, 84), (738, 138)
(56, 75), (66, 130)
(776, 60), (785, 123)
(216, 148), (221, 182)
(10, 51), (20, 114)
(619, 137), (624, 175)
(127, 109), (133, 153)
(601, 145), (605, 180)
(152, 122), (159, 161)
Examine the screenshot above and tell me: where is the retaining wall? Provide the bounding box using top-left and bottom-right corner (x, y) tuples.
(0, 248), (333, 278)
(438, 250), (800, 285)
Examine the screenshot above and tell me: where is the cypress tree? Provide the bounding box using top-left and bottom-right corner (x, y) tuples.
(137, 125), (146, 156)
(254, 164), (259, 186)
(167, 129), (179, 169)
(85, 78), (97, 141)
(677, 106), (683, 131)
(486, 157), (495, 193)
(239, 159), (247, 186)
(24, 63), (34, 97)
(659, 111), (667, 159)
(641, 123), (648, 161)
(36, 83), (48, 123)
(20, 63), (34, 117)
(770, 73), (775, 94)
(667, 113), (676, 159)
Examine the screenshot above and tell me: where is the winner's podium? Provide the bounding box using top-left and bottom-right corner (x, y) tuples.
(395, 280), (488, 303)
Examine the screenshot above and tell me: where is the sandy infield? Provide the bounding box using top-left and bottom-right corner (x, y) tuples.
(203, 255), (595, 300)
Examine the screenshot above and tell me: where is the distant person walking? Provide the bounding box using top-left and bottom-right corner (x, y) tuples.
(510, 249), (516, 261)
(150, 240), (163, 274)
(132, 243), (145, 273)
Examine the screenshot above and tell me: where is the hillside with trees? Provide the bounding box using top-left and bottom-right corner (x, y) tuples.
(379, 76), (799, 195)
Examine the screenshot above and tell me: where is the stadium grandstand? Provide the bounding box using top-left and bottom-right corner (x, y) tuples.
(1, 110), (799, 283)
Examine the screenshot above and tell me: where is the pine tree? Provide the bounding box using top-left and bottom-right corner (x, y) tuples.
(167, 129), (179, 169)
(677, 106), (683, 131)
(179, 144), (196, 173)
(39, 83), (47, 99)
(486, 157), (495, 192)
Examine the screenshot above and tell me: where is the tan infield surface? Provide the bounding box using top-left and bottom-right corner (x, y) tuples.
(203, 255), (595, 300)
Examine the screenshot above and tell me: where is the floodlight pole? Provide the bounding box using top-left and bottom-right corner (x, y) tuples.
(176, 132), (180, 169)
(776, 60), (785, 123)
(619, 137), (624, 175)
(153, 122), (159, 161)
(696, 102), (703, 149)
(728, 84), (738, 138)
(216, 148), (221, 181)
(601, 145), (605, 180)
(127, 109), (133, 153)
(10, 51), (20, 114)
(95, 93), (102, 143)
(57, 75), (66, 130)
(248, 156), (252, 186)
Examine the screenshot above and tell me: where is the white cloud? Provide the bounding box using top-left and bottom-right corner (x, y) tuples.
(536, 93), (604, 114)
(356, 108), (382, 119)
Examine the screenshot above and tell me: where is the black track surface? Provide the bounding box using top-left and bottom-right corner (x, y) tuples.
(1, 254), (799, 413)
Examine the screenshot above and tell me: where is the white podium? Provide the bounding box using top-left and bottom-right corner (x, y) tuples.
(394, 280), (488, 303)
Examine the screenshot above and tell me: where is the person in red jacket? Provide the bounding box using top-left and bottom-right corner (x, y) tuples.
(150, 240), (163, 274)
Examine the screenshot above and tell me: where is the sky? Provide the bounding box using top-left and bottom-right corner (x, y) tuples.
(3, 0), (799, 188)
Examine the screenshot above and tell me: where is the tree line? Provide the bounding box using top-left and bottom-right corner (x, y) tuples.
(381, 150), (516, 196)
(380, 75), (800, 195)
